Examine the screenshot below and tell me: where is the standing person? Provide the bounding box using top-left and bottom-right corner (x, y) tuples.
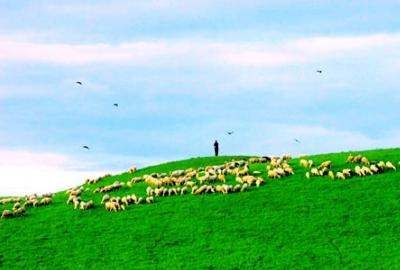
(214, 140), (219, 156)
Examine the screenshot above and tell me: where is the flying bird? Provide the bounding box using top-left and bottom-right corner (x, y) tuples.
(113, 103), (119, 107)
(82, 146), (90, 150)
(227, 131), (234, 135)
(76, 81), (83, 85)
(316, 70), (323, 74)
(294, 139), (301, 143)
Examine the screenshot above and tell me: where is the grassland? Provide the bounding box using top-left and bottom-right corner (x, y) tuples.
(1, 149), (400, 269)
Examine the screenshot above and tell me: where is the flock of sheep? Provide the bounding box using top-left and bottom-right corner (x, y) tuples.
(0, 194), (53, 219)
(302, 154), (396, 180)
(1, 153), (398, 219)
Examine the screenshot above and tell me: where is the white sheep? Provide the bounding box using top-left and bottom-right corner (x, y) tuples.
(145, 196), (154, 204)
(240, 183), (248, 192)
(101, 194), (110, 204)
(386, 161), (396, 171)
(180, 187), (187, 195)
(336, 172), (346, 180)
(1, 210), (13, 219)
(136, 197), (144, 204)
(129, 165), (137, 173)
(80, 200), (94, 210)
(256, 178), (264, 187)
(146, 187), (154, 196)
(342, 169), (352, 178)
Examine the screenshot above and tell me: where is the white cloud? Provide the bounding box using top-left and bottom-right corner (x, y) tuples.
(0, 33), (399, 67)
(0, 150), (114, 196)
(0, 149), (172, 196)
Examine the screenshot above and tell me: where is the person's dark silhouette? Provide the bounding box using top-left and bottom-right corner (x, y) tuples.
(214, 140), (219, 156)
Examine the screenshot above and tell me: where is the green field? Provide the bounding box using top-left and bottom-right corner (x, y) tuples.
(1, 149), (400, 269)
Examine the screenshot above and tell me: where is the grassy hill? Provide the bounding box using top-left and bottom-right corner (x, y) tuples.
(1, 149), (400, 269)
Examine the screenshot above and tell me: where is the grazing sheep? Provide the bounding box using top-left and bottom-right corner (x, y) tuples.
(101, 194), (110, 204)
(130, 195), (138, 204)
(362, 166), (373, 175)
(342, 169), (352, 178)
(171, 170), (185, 177)
(283, 166), (294, 175)
(328, 171), (335, 180)
(386, 161), (396, 171)
(136, 197), (144, 204)
(346, 154), (354, 163)
(146, 196), (154, 204)
(370, 164), (379, 174)
(241, 175), (258, 185)
(34, 197), (52, 207)
(318, 161), (332, 170)
(73, 198), (81, 209)
(95, 181), (124, 193)
(129, 165), (137, 173)
(191, 186), (198, 194)
(1, 210), (13, 219)
(354, 166), (364, 176)
(310, 168), (320, 176)
(215, 185), (224, 194)
(85, 174), (110, 185)
(154, 188), (163, 197)
(236, 166), (249, 176)
(361, 157), (370, 165)
(353, 155), (363, 163)
(180, 187), (187, 195)
(377, 161), (386, 170)
(256, 178), (264, 187)
(13, 206), (26, 216)
(146, 187), (154, 196)
(121, 197), (128, 206)
(305, 172), (310, 179)
(267, 170), (280, 179)
(205, 185), (215, 193)
(216, 185), (230, 194)
(67, 195), (79, 205)
(194, 185), (208, 195)
(240, 183), (248, 192)
(80, 200), (94, 210)
(336, 172), (346, 180)
(300, 159), (309, 168)
(105, 201), (118, 212)
(249, 157), (267, 164)
(12, 202), (21, 211)
(24, 199), (36, 208)
(66, 187), (83, 196)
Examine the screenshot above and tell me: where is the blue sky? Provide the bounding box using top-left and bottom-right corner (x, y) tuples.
(1, 1), (400, 194)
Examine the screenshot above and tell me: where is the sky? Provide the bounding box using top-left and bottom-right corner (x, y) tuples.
(1, 0), (400, 195)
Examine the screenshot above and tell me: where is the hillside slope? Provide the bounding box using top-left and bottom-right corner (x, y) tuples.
(1, 149), (400, 269)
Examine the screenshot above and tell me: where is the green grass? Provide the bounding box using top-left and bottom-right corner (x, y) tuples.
(1, 149), (400, 269)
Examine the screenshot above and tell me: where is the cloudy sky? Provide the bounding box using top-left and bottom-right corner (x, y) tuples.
(1, 1), (400, 195)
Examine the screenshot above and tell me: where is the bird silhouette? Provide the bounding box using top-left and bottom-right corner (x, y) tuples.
(76, 81), (83, 85)
(294, 139), (301, 143)
(82, 146), (90, 150)
(113, 103), (118, 107)
(227, 131), (234, 135)
(316, 70), (323, 74)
